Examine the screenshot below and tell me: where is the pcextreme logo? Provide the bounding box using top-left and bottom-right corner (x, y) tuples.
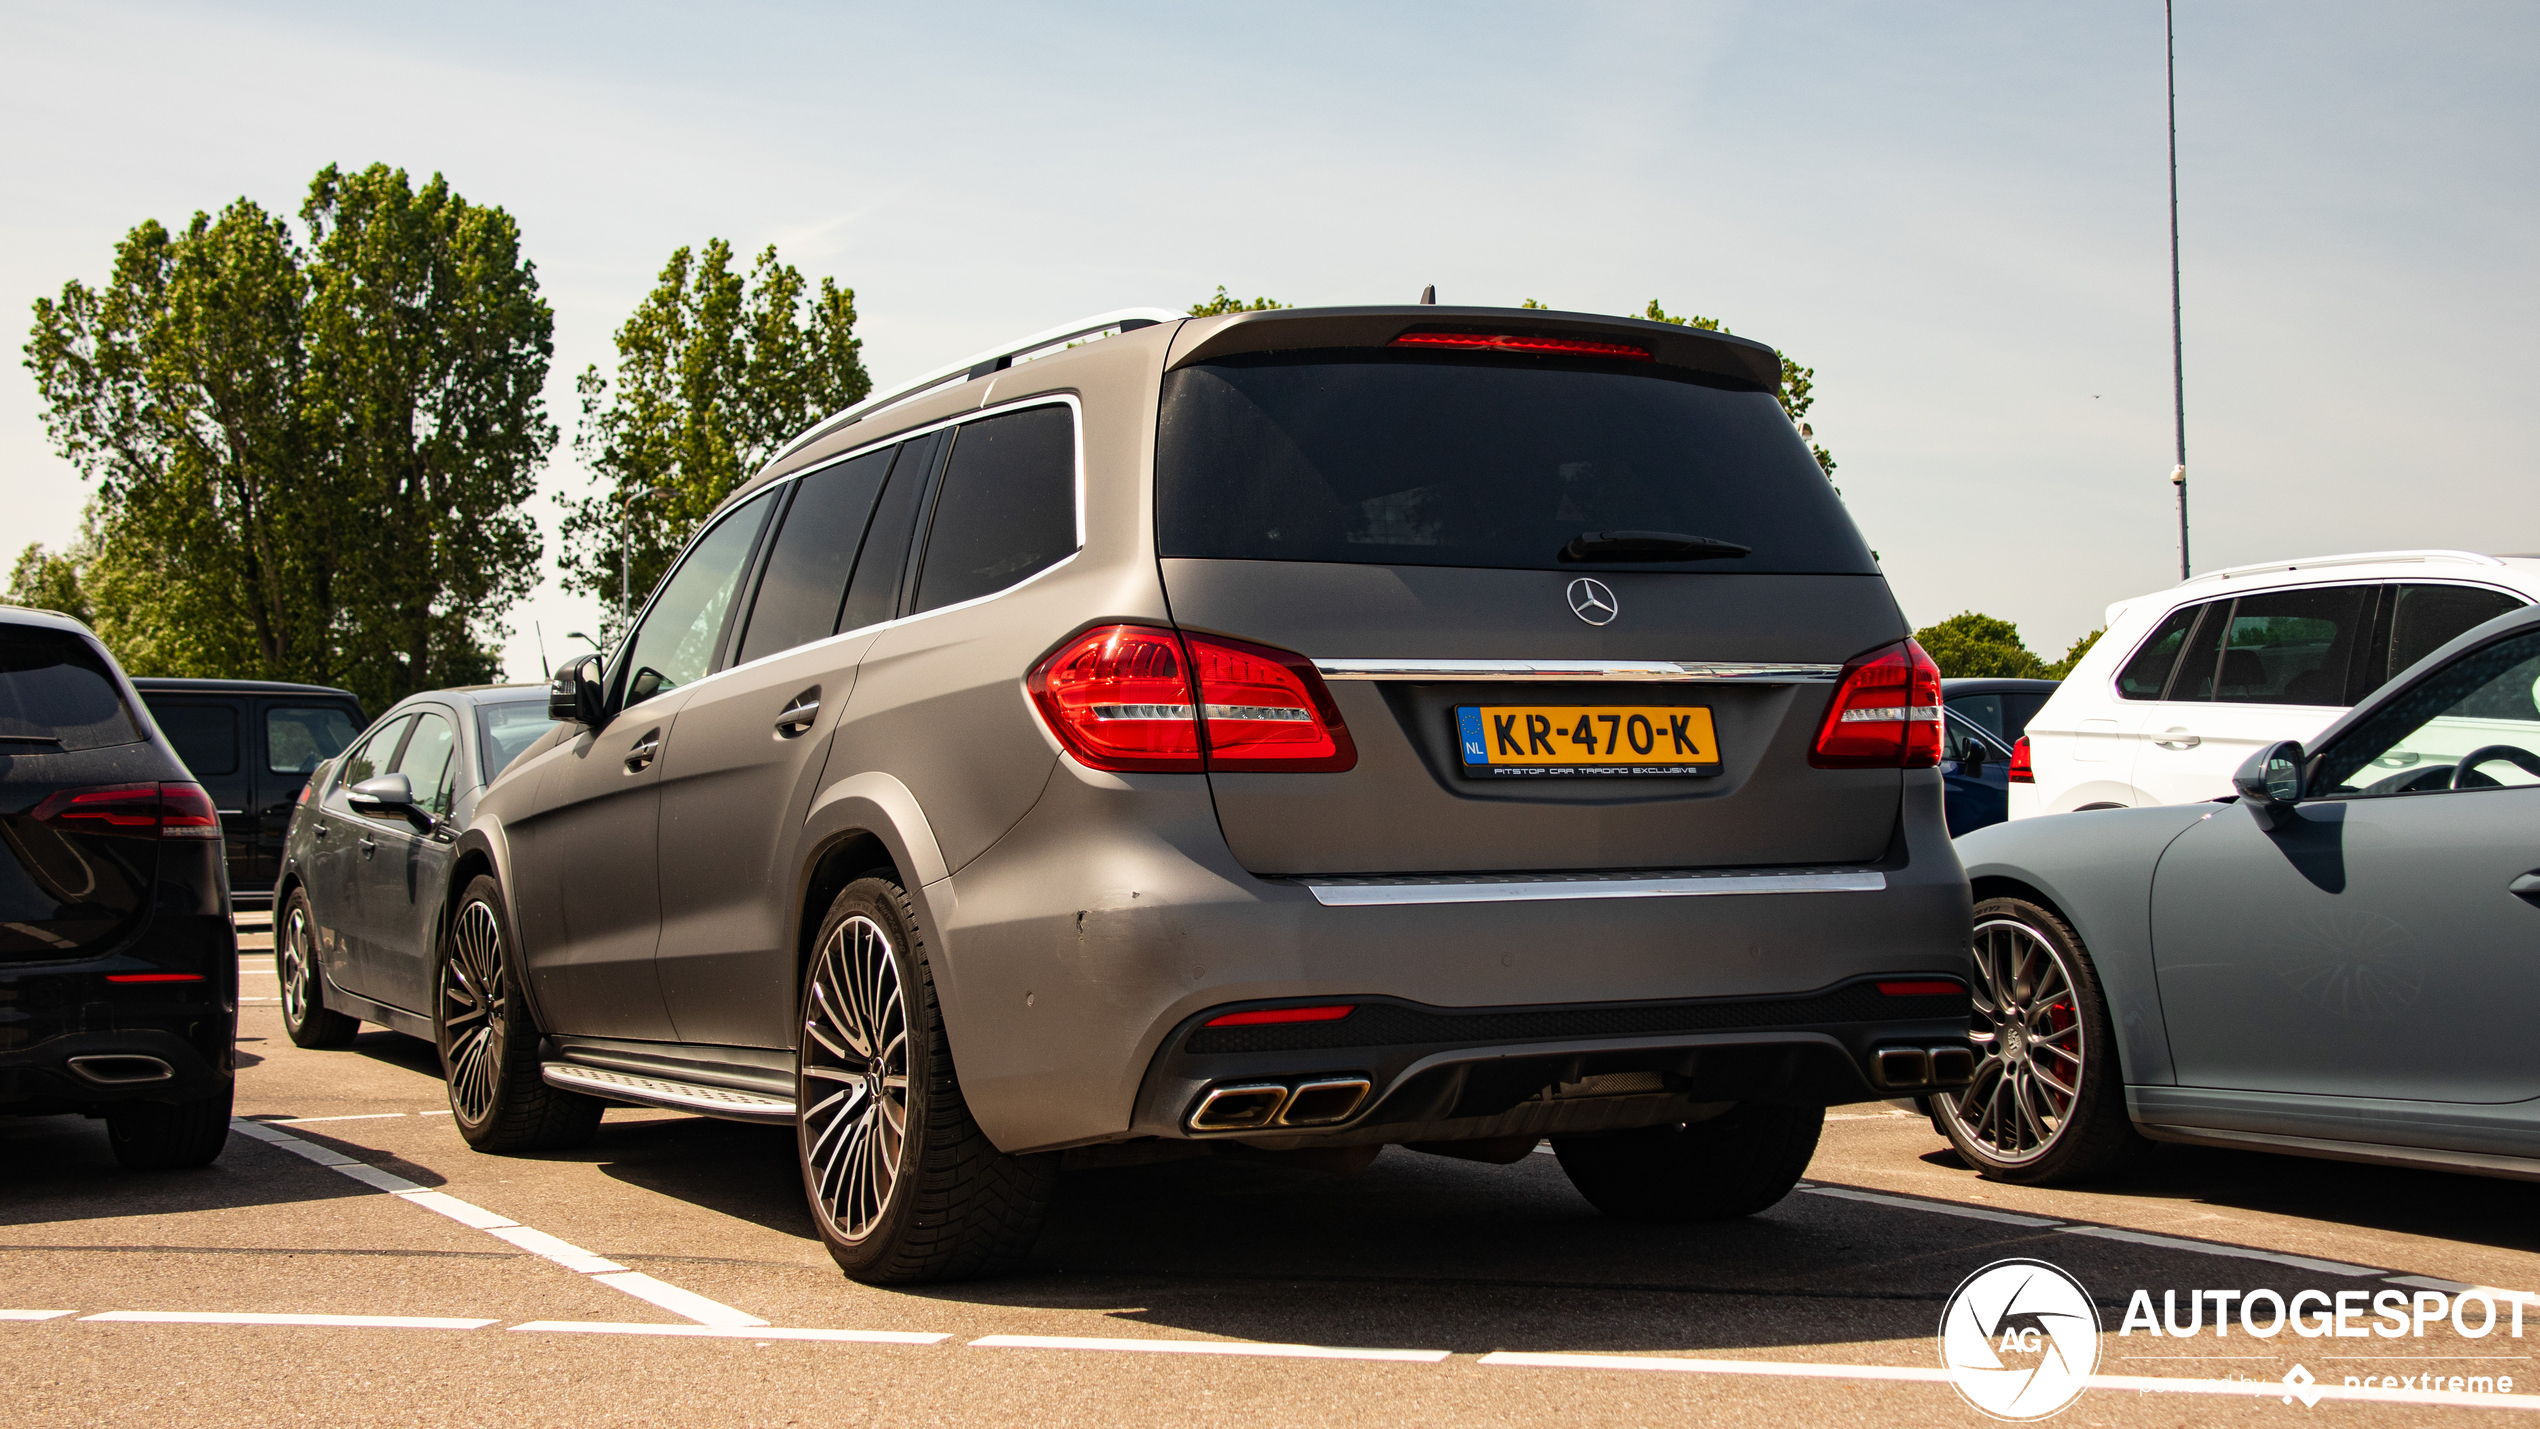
(1938, 1259), (2103, 1420)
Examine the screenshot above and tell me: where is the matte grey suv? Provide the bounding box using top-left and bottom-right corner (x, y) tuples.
(447, 305), (1972, 1284)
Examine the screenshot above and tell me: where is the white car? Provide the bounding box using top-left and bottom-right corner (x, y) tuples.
(2010, 549), (2539, 817)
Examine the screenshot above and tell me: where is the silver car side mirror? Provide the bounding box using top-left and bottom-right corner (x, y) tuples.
(2233, 739), (2306, 829)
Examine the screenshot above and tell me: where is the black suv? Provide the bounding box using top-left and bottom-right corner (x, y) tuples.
(1, 608), (238, 1168)
(132, 678), (365, 907)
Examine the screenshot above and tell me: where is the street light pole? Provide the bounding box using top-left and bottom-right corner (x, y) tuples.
(2167, 0), (2190, 580)
(619, 485), (672, 641)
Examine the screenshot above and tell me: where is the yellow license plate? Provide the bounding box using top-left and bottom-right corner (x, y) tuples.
(1455, 705), (1721, 777)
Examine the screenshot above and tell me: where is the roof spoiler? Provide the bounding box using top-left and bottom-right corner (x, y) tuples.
(1165, 305), (1784, 391)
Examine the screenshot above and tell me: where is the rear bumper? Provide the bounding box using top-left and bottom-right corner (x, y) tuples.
(0, 912), (238, 1114)
(925, 759), (1970, 1154)
(1130, 977), (1974, 1148)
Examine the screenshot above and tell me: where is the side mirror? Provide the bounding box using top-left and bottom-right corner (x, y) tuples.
(346, 773), (434, 831)
(2233, 740), (2306, 829)
(549, 654), (605, 726)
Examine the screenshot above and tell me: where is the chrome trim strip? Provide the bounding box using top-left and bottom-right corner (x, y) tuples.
(1301, 870), (1886, 907)
(1311, 659), (1843, 683)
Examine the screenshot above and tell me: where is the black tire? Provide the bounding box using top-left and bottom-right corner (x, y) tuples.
(1552, 1102), (1824, 1222)
(438, 874), (602, 1153)
(107, 1083), (234, 1170)
(277, 887), (360, 1049)
(796, 876), (1057, 1285)
(1932, 896), (2148, 1185)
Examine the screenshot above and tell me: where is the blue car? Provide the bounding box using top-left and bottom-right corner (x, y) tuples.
(1940, 678), (2058, 836)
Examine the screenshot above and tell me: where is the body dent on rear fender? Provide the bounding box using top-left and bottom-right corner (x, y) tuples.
(1954, 802), (2214, 1088)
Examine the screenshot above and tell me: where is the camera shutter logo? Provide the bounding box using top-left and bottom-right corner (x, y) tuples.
(1566, 577), (1619, 626)
(1938, 1258), (2102, 1420)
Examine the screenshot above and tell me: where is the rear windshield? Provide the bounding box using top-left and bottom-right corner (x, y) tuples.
(0, 625), (142, 752)
(1157, 351), (1876, 575)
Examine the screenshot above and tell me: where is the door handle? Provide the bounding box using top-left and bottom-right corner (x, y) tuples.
(624, 729), (663, 773)
(774, 697), (820, 736)
(2153, 728), (2202, 749)
(358, 837), (377, 861)
(311, 821), (328, 839)
(2511, 873), (2540, 899)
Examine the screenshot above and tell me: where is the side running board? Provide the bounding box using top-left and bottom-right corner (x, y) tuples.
(540, 1063), (795, 1123)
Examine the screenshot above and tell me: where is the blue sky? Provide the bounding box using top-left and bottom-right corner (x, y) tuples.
(5, 1), (2534, 676)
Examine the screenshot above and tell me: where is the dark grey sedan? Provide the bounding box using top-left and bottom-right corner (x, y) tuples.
(272, 685), (555, 1049)
(1944, 603), (2540, 1183)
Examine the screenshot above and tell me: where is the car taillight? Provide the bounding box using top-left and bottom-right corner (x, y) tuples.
(1027, 626), (1357, 774)
(1027, 626), (1203, 772)
(1186, 633), (1356, 772)
(1809, 640), (1943, 769)
(2007, 735), (2034, 784)
(1389, 332), (1653, 361)
(30, 782), (223, 839)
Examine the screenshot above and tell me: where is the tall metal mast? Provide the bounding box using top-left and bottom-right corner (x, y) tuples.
(2167, 0), (2190, 579)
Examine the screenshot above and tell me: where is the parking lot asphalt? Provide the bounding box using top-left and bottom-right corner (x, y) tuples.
(8, 924), (2540, 1426)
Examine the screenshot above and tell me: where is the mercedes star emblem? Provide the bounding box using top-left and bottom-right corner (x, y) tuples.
(1566, 577), (1619, 626)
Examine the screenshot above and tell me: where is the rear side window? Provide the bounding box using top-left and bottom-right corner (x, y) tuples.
(839, 437), (936, 633)
(2388, 585), (2525, 683)
(1157, 351), (1873, 574)
(2116, 605), (2204, 699)
(2211, 586), (2374, 706)
(267, 706), (355, 774)
(735, 447), (895, 664)
(153, 703), (240, 775)
(0, 626), (140, 752)
(913, 405), (1077, 614)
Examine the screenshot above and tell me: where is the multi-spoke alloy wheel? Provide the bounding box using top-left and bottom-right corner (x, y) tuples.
(277, 889), (356, 1048)
(1934, 897), (2144, 1185)
(435, 874), (600, 1153)
(442, 899), (507, 1124)
(801, 914), (910, 1242)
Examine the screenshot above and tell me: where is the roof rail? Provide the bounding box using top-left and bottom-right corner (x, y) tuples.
(2178, 549), (2505, 586)
(767, 307), (1183, 467)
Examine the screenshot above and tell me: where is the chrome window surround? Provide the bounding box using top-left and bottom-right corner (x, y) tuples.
(1312, 659), (1841, 683)
(1299, 868), (1886, 907)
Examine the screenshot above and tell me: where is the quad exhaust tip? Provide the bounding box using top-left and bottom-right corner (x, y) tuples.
(67, 1054), (174, 1086)
(1873, 1045), (1975, 1090)
(1187, 1076), (1373, 1133)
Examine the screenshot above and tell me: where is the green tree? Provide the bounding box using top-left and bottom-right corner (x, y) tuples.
(1913, 611), (2050, 679)
(562, 240), (870, 641)
(6, 540), (93, 624)
(1188, 286), (1288, 316)
(23, 165), (555, 711)
(2046, 628), (2103, 680)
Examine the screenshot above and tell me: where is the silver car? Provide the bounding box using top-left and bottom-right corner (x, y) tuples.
(1945, 602), (2540, 1184)
(359, 305), (1970, 1284)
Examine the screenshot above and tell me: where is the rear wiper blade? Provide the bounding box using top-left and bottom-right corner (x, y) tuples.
(0, 734), (65, 745)
(1560, 530), (1752, 562)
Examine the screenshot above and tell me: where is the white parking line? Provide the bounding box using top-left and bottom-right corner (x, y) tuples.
(515, 1321), (946, 1344)
(0, 1310), (72, 1321)
(970, 1334), (1450, 1363)
(82, 1311), (494, 1330)
(2057, 1223), (2385, 1277)
(227, 1118), (767, 1328)
(2390, 1275), (2540, 1303)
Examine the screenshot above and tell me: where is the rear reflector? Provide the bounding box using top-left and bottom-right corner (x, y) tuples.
(1204, 1004), (1355, 1027)
(1027, 626), (1355, 774)
(1390, 331), (1653, 361)
(1808, 640), (1943, 769)
(2007, 735), (2034, 784)
(106, 973), (206, 983)
(30, 782), (223, 839)
(1876, 980), (1964, 997)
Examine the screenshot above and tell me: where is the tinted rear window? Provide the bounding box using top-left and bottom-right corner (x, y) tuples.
(0, 626), (141, 752)
(1157, 351), (1874, 574)
(153, 702), (240, 775)
(736, 446), (894, 664)
(913, 405), (1078, 614)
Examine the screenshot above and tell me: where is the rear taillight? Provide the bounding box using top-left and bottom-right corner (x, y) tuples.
(1026, 626), (1203, 772)
(1809, 640), (1943, 770)
(30, 782), (222, 839)
(1389, 331), (1654, 361)
(2007, 736), (2034, 784)
(1204, 1004), (1355, 1027)
(1027, 626), (1357, 774)
(1186, 633), (1356, 772)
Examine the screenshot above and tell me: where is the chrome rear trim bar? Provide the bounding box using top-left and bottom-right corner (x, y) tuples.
(1311, 659), (1842, 683)
(1299, 869), (1886, 907)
